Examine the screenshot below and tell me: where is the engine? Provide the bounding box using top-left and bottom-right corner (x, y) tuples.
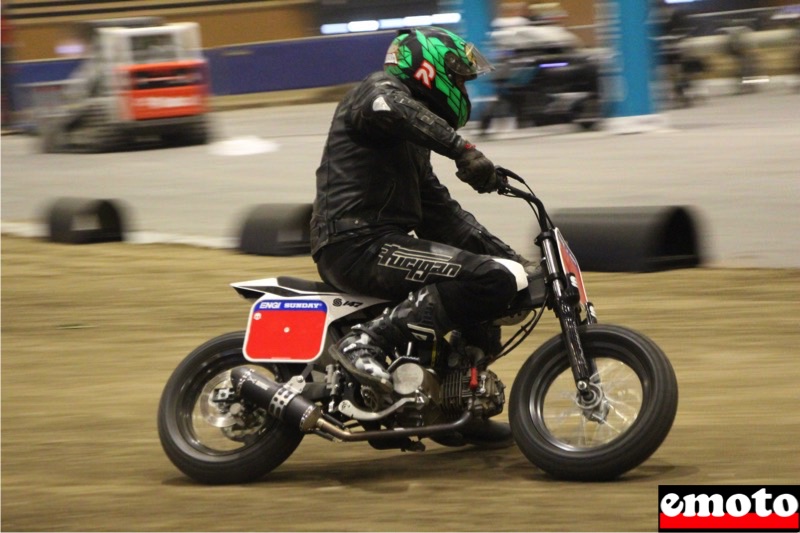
(330, 357), (506, 428)
(386, 362), (506, 425)
(440, 367), (506, 419)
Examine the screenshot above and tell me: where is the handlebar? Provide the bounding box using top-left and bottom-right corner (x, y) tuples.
(494, 166), (552, 232)
(495, 166), (537, 203)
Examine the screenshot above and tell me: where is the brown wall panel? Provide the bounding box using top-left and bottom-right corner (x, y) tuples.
(189, 7), (315, 49)
(8, 1), (316, 61)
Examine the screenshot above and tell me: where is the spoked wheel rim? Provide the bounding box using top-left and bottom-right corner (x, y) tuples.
(528, 352), (646, 451)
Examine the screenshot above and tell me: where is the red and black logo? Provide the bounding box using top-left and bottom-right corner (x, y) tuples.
(658, 485), (799, 532)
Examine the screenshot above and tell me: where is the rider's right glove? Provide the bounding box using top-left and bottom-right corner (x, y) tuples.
(455, 143), (498, 194)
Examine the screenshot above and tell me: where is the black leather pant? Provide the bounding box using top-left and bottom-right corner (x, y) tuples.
(315, 230), (519, 328)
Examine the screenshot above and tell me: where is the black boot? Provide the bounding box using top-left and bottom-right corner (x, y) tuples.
(331, 333), (394, 394)
(329, 286), (455, 393)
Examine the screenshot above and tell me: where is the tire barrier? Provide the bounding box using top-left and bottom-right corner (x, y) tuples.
(46, 197), (126, 244)
(551, 206), (703, 272)
(238, 203), (312, 256)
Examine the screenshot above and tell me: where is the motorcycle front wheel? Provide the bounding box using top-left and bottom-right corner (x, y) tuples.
(509, 324), (678, 481)
(157, 331), (304, 484)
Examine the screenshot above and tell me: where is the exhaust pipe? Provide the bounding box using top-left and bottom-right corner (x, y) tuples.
(230, 367), (322, 432)
(230, 367), (474, 441)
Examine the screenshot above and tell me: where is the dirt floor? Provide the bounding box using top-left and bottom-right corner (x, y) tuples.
(1, 234), (799, 532)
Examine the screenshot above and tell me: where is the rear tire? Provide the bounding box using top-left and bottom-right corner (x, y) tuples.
(157, 331), (304, 484)
(509, 324), (678, 481)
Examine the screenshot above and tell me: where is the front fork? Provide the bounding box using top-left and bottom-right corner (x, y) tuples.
(553, 298), (607, 421)
(540, 236), (600, 402)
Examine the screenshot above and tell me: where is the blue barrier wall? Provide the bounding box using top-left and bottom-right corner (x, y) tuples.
(12, 31), (398, 97)
(14, 58), (82, 85)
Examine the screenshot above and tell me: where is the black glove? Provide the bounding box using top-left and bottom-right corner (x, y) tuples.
(455, 143), (498, 194)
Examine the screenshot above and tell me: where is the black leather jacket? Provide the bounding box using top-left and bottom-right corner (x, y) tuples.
(311, 71), (519, 260)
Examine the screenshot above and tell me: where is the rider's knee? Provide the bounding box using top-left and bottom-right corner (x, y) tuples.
(472, 259), (524, 312)
(491, 258), (529, 291)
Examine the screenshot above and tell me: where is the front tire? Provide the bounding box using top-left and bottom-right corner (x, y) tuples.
(157, 331), (304, 484)
(509, 324), (678, 481)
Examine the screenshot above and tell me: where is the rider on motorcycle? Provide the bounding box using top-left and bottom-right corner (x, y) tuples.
(311, 27), (535, 444)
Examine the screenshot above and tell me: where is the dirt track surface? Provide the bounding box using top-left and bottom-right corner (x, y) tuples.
(2, 235), (799, 532)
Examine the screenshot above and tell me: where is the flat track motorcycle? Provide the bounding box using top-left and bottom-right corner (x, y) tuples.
(157, 167), (678, 484)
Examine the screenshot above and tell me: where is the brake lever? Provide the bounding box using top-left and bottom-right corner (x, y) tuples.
(495, 166), (513, 195)
(495, 169), (537, 203)
(493, 166), (546, 221)
(496, 174), (510, 194)
(496, 166), (525, 183)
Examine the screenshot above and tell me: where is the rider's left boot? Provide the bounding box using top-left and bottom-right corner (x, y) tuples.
(329, 285), (455, 392)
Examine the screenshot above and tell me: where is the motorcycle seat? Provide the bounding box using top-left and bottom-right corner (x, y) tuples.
(276, 276), (340, 294)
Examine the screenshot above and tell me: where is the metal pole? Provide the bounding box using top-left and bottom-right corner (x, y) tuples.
(598, 0), (666, 133)
(454, 0), (495, 123)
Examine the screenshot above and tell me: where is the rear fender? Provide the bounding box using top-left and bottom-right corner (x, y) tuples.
(231, 278), (388, 363)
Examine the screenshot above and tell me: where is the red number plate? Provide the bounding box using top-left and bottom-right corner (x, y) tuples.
(555, 228), (588, 306)
(243, 299), (328, 362)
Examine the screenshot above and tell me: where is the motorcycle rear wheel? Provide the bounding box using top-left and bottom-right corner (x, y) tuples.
(509, 324), (678, 481)
(157, 331), (304, 484)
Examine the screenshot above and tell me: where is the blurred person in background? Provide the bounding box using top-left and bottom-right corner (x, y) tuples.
(479, 1), (537, 133)
(310, 27), (537, 443)
(770, 6), (800, 92)
(527, 1), (569, 26)
(492, 1), (532, 29)
(722, 23), (758, 94)
(479, 1), (594, 133)
(653, 0), (705, 107)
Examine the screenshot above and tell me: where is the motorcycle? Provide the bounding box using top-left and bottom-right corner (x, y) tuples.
(479, 54), (601, 132)
(157, 167), (679, 484)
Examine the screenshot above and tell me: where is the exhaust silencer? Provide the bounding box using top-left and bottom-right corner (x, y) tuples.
(230, 367), (322, 432)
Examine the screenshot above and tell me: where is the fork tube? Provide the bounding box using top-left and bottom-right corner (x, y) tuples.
(556, 300), (593, 386)
(542, 236), (593, 388)
(541, 237), (564, 297)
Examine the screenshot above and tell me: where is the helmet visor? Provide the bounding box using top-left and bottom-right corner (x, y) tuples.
(445, 42), (494, 80)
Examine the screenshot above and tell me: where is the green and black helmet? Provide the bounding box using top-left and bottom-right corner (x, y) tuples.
(384, 26), (493, 129)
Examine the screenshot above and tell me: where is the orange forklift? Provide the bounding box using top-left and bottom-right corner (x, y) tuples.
(39, 17), (210, 152)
